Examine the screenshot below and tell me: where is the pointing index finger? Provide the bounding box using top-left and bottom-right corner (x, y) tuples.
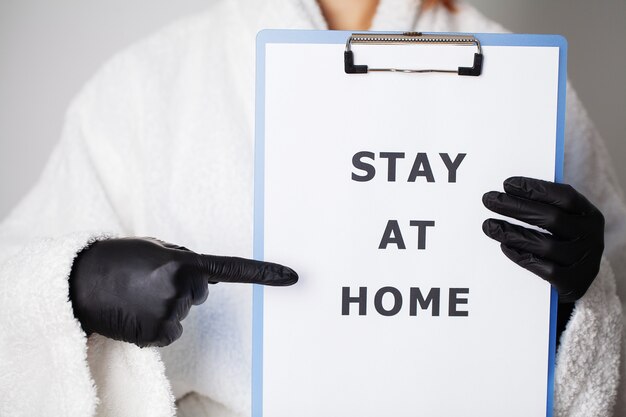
(192, 254), (299, 286)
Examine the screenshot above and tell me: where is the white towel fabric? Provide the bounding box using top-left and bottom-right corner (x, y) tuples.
(0, 1), (624, 416)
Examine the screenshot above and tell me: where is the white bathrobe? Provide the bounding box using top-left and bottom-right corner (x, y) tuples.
(0, 0), (624, 416)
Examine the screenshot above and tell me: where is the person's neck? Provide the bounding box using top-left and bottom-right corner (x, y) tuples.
(317, 0), (380, 30)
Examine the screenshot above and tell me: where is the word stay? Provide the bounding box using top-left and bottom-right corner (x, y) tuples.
(352, 152), (467, 183)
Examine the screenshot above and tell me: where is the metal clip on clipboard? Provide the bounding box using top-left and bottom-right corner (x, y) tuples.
(344, 32), (483, 76)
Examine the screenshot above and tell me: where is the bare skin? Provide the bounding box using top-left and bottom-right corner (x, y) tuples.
(318, 0), (380, 30)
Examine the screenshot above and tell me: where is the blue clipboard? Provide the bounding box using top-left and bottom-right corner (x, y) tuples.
(253, 29), (566, 417)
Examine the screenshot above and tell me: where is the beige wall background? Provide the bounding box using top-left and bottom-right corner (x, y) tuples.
(1, 0), (625, 219)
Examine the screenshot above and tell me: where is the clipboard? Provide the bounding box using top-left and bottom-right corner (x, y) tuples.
(253, 30), (566, 417)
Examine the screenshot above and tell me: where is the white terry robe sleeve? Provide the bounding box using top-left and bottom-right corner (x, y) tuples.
(0, 49), (175, 417)
(553, 84), (626, 417)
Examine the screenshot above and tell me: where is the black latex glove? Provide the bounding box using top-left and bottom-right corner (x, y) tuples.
(482, 176), (604, 304)
(69, 237), (298, 347)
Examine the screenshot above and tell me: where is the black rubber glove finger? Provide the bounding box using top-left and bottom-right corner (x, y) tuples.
(499, 244), (597, 303)
(482, 191), (580, 238)
(482, 218), (586, 266)
(174, 265), (210, 306)
(189, 275), (210, 305)
(175, 297), (194, 321)
(504, 176), (604, 237)
(504, 176), (596, 215)
(188, 254), (299, 286)
(152, 320), (184, 348)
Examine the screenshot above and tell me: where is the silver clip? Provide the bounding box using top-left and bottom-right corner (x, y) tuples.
(344, 32), (483, 76)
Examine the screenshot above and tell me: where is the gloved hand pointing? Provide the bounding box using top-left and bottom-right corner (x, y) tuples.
(482, 176), (604, 303)
(69, 237), (298, 347)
